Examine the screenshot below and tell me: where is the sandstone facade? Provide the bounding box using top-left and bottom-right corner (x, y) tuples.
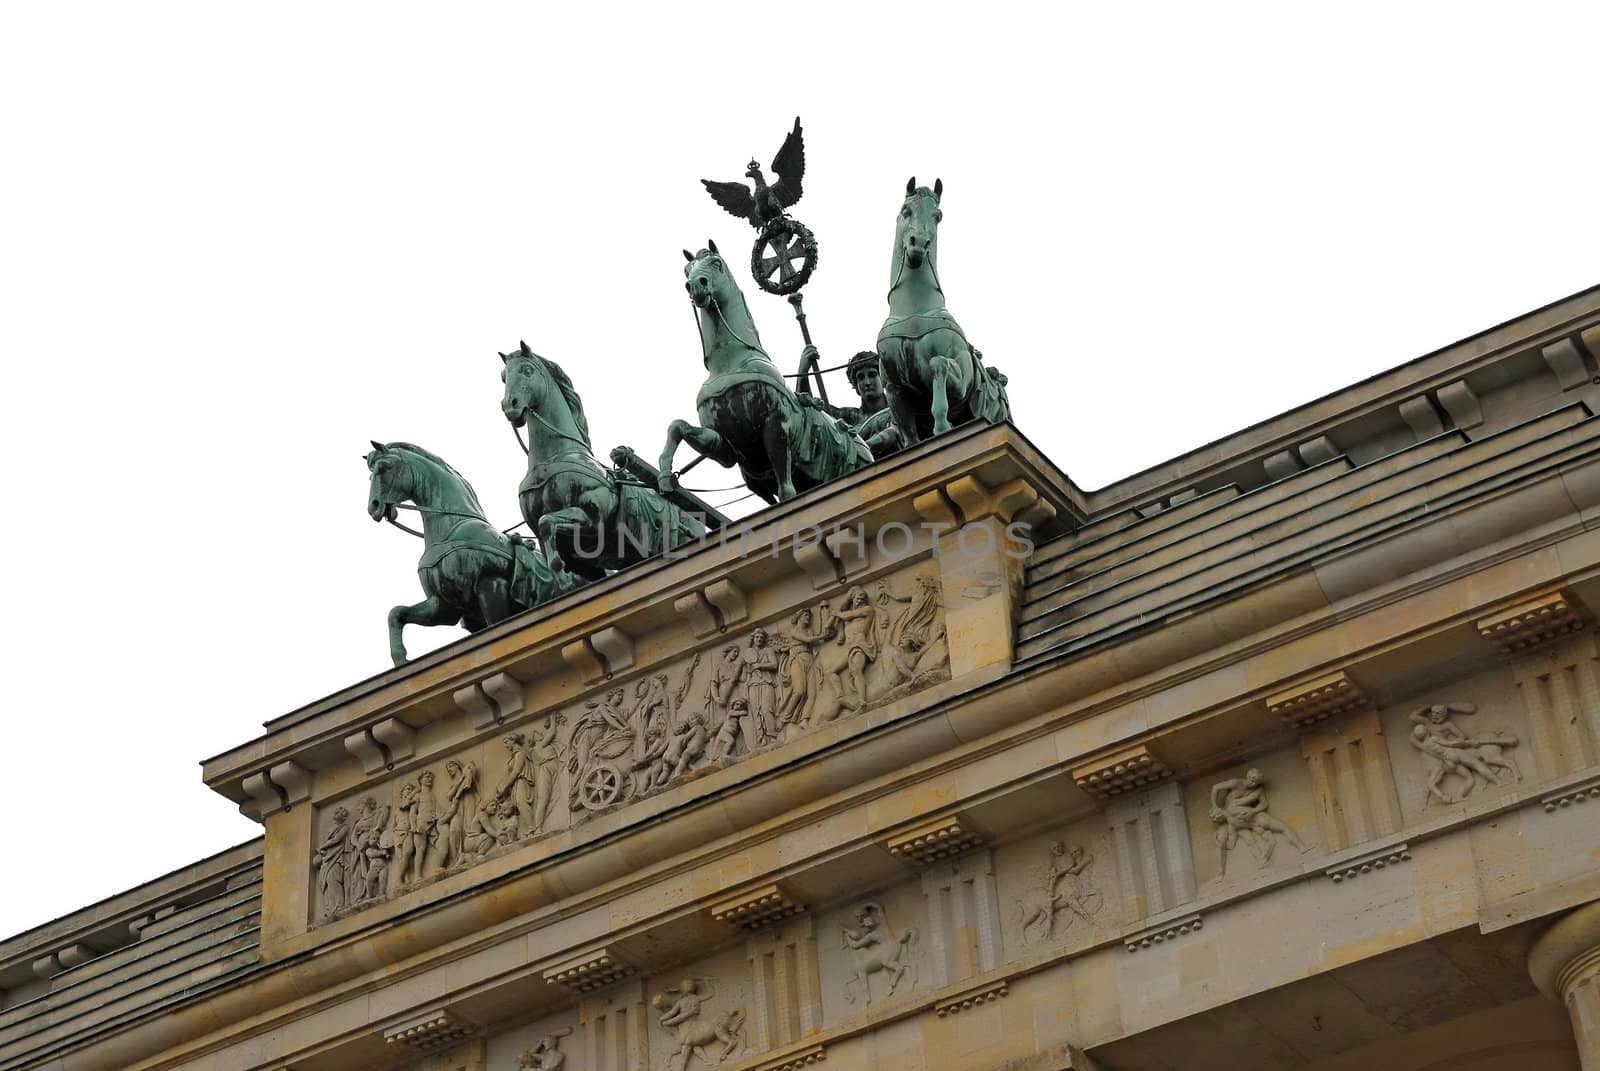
(6, 290), (1600, 1070)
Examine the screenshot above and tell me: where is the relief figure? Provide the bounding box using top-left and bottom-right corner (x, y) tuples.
(437, 758), (479, 869)
(652, 977), (746, 1070)
(1018, 841), (1102, 945)
(744, 628), (781, 742)
(1209, 769), (1310, 874)
(389, 781), (423, 893)
(489, 733), (539, 839)
(1409, 701), (1520, 806)
(312, 805), (350, 918)
(350, 795), (390, 902)
(516, 1028), (571, 1070)
(841, 902), (917, 1004)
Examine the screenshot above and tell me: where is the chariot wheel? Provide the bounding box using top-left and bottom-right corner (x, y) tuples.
(751, 217), (817, 296)
(579, 762), (628, 811)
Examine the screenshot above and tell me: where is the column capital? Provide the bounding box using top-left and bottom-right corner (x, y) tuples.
(1529, 899), (1600, 1001)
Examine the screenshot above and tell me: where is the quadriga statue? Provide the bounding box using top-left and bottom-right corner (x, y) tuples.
(659, 241), (872, 503)
(500, 341), (704, 581)
(877, 178), (1011, 446)
(365, 441), (578, 665)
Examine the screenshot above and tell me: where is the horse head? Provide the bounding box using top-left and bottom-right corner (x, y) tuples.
(500, 340), (547, 429)
(365, 441), (409, 523)
(683, 239), (738, 310)
(500, 341), (592, 451)
(365, 441), (486, 521)
(897, 176), (943, 270)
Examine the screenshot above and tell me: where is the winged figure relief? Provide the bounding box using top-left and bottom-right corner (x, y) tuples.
(701, 116), (806, 229)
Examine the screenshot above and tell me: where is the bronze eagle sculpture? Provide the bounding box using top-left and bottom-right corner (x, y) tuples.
(701, 117), (806, 230)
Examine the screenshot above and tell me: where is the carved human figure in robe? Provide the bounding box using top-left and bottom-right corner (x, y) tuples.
(877, 576), (949, 687)
(527, 714), (564, 834)
(568, 688), (632, 808)
(775, 606), (830, 729)
(1210, 769), (1310, 873)
(622, 673), (675, 776)
(743, 628), (780, 742)
(436, 759), (479, 869)
(1408, 702), (1520, 805)
(313, 806), (351, 917)
(489, 733), (539, 838)
(349, 795), (390, 901)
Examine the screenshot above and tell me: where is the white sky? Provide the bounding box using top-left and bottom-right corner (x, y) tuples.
(1, 2), (1596, 940)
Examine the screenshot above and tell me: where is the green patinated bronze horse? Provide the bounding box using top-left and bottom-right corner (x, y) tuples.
(366, 441), (577, 666)
(660, 242), (872, 502)
(501, 341), (704, 581)
(877, 178), (1010, 446)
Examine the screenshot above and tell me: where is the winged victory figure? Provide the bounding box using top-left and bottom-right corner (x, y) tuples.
(701, 117), (806, 230)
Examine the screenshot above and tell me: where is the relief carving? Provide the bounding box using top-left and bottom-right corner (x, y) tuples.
(1409, 702), (1521, 806)
(312, 567), (949, 922)
(652, 978), (747, 1070)
(1209, 769), (1311, 874)
(312, 795), (390, 920)
(840, 902), (917, 1004)
(1017, 842), (1102, 946)
(515, 1029), (571, 1070)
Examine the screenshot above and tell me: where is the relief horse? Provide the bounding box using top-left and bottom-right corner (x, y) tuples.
(501, 341), (705, 581)
(660, 241), (871, 503)
(366, 442), (574, 665)
(877, 178), (1010, 446)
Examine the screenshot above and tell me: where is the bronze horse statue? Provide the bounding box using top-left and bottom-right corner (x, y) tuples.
(366, 441), (576, 666)
(501, 342), (704, 581)
(660, 242), (871, 502)
(877, 178), (1010, 446)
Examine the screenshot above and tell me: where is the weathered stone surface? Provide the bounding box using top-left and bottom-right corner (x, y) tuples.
(18, 289), (1600, 1071)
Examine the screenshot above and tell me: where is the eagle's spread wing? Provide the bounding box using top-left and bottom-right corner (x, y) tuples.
(770, 117), (805, 210)
(701, 179), (757, 226)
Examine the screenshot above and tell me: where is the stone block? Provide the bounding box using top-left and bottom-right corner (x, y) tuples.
(1268, 669), (1369, 729)
(708, 883), (805, 930)
(1072, 743), (1171, 800)
(1476, 586), (1592, 654)
(883, 815), (984, 866)
(381, 1008), (477, 1055)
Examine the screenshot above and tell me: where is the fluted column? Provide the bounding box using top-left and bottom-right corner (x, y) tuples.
(1529, 900), (1600, 1069)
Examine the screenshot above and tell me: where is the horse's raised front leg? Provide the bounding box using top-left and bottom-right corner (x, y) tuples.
(658, 419), (735, 493)
(387, 596), (462, 667)
(538, 505), (603, 580)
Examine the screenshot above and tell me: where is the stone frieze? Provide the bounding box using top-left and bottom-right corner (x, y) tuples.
(310, 566), (951, 922)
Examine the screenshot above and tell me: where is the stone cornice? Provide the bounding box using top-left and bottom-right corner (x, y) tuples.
(201, 424), (1080, 812)
(1085, 285), (1600, 512)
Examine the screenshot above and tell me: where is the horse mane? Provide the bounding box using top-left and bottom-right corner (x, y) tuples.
(538, 356), (592, 449)
(385, 442), (485, 516)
